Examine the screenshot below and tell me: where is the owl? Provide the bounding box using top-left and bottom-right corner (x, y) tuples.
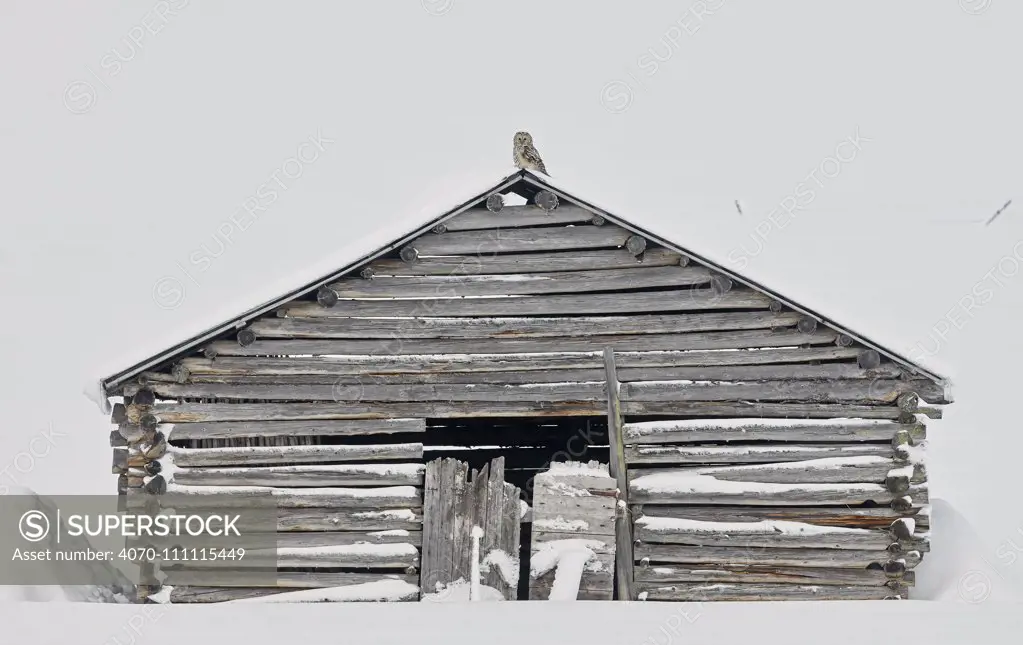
(513, 131), (549, 175)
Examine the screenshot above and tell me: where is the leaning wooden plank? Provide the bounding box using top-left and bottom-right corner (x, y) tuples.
(169, 581), (419, 603)
(634, 565), (911, 587)
(162, 569), (418, 590)
(628, 457), (924, 486)
(211, 329), (837, 358)
(636, 583), (904, 601)
(132, 484), (421, 509)
(623, 419), (925, 445)
(441, 204), (594, 231)
(252, 312), (802, 340)
(165, 418), (424, 440)
(369, 248), (683, 275)
(170, 443), (424, 467)
(150, 381), (606, 403)
(327, 266), (713, 298)
(171, 463), (425, 487)
(621, 402), (904, 419)
(633, 515), (892, 549)
(623, 379), (946, 405)
(629, 469), (927, 505)
(634, 544), (920, 569)
(285, 289), (773, 317)
(626, 444), (895, 465)
(178, 347), (864, 377)
(636, 506), (928, 530)
(151, 401), (606, 421)
(406, 224), (631, 255)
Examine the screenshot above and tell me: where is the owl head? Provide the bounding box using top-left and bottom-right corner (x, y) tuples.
(514, 131), (533, 147)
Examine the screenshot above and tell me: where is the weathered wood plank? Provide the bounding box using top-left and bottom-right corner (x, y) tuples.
(630, 477), (928, 506)
(419, 459), (442, 597)
(251, 312), (803, 340)
(368, 248), (684, 275)
(162, 570), (417, 591)
(633, 517), (894, 549)
(623, 420), (925, 445)
(635, 544), (919, 568)
(177, 347), (865, 377)
(268, 544), (419, 569)
(170, 443), (424, 467)
(209, 329), (837, 358)
(169, 581), (418, 603)
(626, 444), (895, 465)
(134, 485), (422, 509)
(406, 225), (631, 255)
(165, 418), (424, 440)
(636, 505), (929, 529)
(275, 508), (422, 532)
(621, 402), (904, 419)
(441, 204), (595, 231)
(171, 464), (425, 487)
(132, 530), (422, 551)
(327, 266), (713, 298)
(634, 565), (911, 587)
(285, 289), (773, 317)
(603, 349), (634, 602)
(623, 379), (947, 405)
(636, 583), (904, 601)
(629, 458), (924, 486)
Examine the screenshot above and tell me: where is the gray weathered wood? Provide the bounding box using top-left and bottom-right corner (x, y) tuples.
(629, 459), (925, 486)
(162, 570), (417, 591)
(274, 508), (422, 532)
(625, 444), (895, 465)
(326, 266), (712, 298)
(291, 289), (773, 317)
(441, 204), (593, 231)
(133, 485), (421, 509)
(250, 312), (804, 340)
(168, 582), (419, 603)
(367, 247), (683, 275)
(637, 506), (929, 529)
(621, 402), (905, 419)
(171, 463), (424, 487)
(630, 478), (928, 506)
(603, 349), (634, 602)
(170, 443), (424, 467)
(635, 565), (912, 587)
(405, 224), (631, 255)
(165, 418), (425, 441)
(623, 420), (925, 445)
(207, 329), (838, 358)
(636, 583), (905, 601)
(622, 379), (946, 404)
(634, 518), (894, 549)
(131, 530), (423, 551)
(635, 544), (921, 569)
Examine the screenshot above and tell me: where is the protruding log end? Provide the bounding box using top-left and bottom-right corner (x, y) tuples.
(890, 518), (914, 541)
(203, 346), (218, 360)
(891, 496), (913, 512)
(171, 363), (190, 384)
(360, 266), (376, 280)
(111, 403), (127, 425)
(144, 475), (167, 496)
(836, 333), (855, 347)
(132, 389), (156, 407)
(857, 348), (882, 369)
(141, 431), (168, 460)
(678, 255), (690, 268)
(883, 559), (906, 579)
(710, 273), (733, 295)
(796, 316), (818, 334)
(112, 449), (128, 474)
(399, 245), (419, 263)
(117, 473), (129, 496)
(891, 430), (910, 448)
(140, 414), (159, 433)
(143, 461), (163, 477)
(431, 223), (448, 234)
(316, 286), (339, 308)
(893, 444), (911, 463)
(486, 193), (504, 213)
(897, 392), (920, 413)
(590, 214), (605, 226)
(109, 430), (128, 448)
(768, 300), (784, 313)
(237, 328), (257, 347)
(625, 235), (647, 256)
(119, 425), (145, 444)
(886, 473), (911, 495)
(535, 190), (559, 212)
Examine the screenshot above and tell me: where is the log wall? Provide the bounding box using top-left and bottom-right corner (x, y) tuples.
(103, 192), (944, 603)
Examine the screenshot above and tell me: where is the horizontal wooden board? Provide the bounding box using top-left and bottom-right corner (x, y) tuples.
(623, 379), (945, 404)
(625, 444), (895, 465)
(163, 570), (418, 591)
(130, 530), (423, 550)
(284, 288), (773, 317)
(368, 248), (683, 275)
(630, 479), (928, 506)
(275, 508), (422, 532)
(621, 402), (904, 419)
(635, 544), (922, 568)
(634, 565), (911, 587)
(171, 463), (425, 487)
(168, 582), (418, 603)
(407, 224), (631, 255)
(154, 381), (606, 402)
(441, 204), (595, 231)
(166, 419), (425, 440)
(327, 266), (713, 298)
(623, 420), (925, 445)
(636, 583), (905, 601)
(139, 485), (422, 509)
(631, 506), (929, 530)
(633, 519), (894, 549)
(211, 329), (837, 358)
(170, 443), (424, 467)
(629, 460), (924, 486)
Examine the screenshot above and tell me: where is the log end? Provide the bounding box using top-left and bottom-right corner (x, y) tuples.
(590, 214), (606, 226)
(886, 473), (911, 495)
(144, 475), (167, 496)
(316, 286), (339, 308)
(171, 363), (190, 384)
(237, 328), (257, 347)
(140, 414), (159, 433)
(796, 316), (818, 334)
(111, 403), (128, 425)
(112, 450), (128, 474)
(883, 559), (906, 579)
(360, 266), (376, 280)
(431, 223), (448, 234)
(710, 273), (733, 295)
(891, 496), (913, 512)
(202, 346), (218, 360)
(486, 193), (504, 213)
(678, 254), (690, 268)
(535, 190), (559, 212)
(625, 235), (647, 256)
(897, 392), (920, 413)
(857, 348), (882, 369)
(890, 518), (914, 541)
(144, 461), (163, 476)
(768, 300), (784, 313)
(836, 333), (855, 347)
(399, 245), (419, 264)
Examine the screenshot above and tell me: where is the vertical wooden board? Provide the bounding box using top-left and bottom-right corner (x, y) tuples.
(420, 459), (442, 595)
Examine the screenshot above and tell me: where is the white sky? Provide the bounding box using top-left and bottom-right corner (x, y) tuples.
(1, 0), (1022, 608)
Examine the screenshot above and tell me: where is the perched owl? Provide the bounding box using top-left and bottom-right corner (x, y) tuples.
(513, 131), (549, 175)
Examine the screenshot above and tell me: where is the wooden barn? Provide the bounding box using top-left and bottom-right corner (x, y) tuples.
(95, 168), (949, 603)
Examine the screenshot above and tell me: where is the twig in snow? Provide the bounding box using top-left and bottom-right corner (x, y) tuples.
(986, 199), (1013, 226)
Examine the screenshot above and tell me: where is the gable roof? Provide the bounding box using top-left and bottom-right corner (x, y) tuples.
(96, 169), (951, 397)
